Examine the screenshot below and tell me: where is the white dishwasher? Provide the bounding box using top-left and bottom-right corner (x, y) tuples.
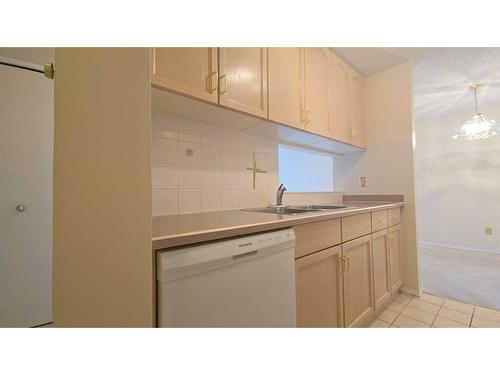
(157, 228), (296, 327)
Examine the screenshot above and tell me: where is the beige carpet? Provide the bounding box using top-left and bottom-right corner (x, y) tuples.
(419, 245), (500, 311)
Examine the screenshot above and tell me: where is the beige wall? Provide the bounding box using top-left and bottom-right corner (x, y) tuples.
(415, 90), (500, 254)
(53, 48), (153, 326)
(334, 61), (421, 294)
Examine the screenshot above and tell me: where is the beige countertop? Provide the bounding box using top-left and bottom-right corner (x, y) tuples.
(152, 199), (404, 250)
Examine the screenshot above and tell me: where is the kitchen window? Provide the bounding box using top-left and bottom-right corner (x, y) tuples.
(278, 144), (334, 192)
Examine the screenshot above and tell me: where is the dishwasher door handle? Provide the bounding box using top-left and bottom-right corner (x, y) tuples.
(232, 250), (258, 260)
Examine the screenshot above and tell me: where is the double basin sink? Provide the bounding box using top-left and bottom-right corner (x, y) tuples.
(241, 205), (348, 216)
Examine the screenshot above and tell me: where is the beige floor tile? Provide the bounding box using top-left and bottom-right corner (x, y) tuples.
(394, 293), (413, 305)
(474, 307), (500, 322)
(432, 316), (468, 328)
(386, 301), (406, 314)
(378, 309), (399, 324)
(393, 314), (430, 328)
(369, 319), (390, 328)
(420, 293), (444, 306)
(389, 325), (399, 328)
(471, 315), (500, 328)
(408, 298), (441, 314)
(401, 306), (436, 325)
(438, 307), (472, 325)
(443, 299), (474, 314)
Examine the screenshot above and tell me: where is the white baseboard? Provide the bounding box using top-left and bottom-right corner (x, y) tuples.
(420, 241), (500, 255)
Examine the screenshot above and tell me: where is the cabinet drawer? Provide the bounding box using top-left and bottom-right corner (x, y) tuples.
(294, 219), (341, 258)
(371, 210), (388, 232)
(388, 207), (401, 227)
(341, 213), (371, 242)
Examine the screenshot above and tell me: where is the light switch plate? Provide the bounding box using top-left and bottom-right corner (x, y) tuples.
(359, 176), (368, 187)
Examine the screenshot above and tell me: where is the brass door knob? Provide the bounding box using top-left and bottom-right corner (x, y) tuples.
(16, 204), (26, 212)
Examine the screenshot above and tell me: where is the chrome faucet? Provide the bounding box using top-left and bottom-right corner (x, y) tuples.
(275, 184), (287, 207)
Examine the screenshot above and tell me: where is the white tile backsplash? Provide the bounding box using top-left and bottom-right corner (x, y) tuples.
(179, 189), (201, 214)
(178, 119), (201, 143)
(179, 165), (201, 189)
(238, 170), (253, 190)
(237, 190), (254, 208)
(201, 189), (222, 212)
(152, 165), (178, 189)
(199, 167), (221, 189)
(221, 169), (238, 189)
(178, 141), (200, 165)
(152, 189), (178, 216)
(221, 189), (238, 210)
(200, 144), (221, 168)
(220, 147), (238, 169)
(220, 127), (238, 144)
(152, 114), (178, 140)
(152, 137), (178, 164)
(200, 123), (220, 145)
(238, 149), (254, 170)
(152, 114), (342, 216)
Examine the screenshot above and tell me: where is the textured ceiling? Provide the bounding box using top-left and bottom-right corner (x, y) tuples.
(333, 47), (500, 120)
(332, 47), (436, 76)
(412, 48), (500, 118)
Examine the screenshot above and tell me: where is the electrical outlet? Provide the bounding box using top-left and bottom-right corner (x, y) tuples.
(359, 176), (368, 187)
(485, 227), (492, 235)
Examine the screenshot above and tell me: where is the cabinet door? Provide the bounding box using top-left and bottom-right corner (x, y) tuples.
(348, 68), (366, 148)
(268, 47), (304, 129)
(151, 48), (218, 103)
(342, 235), (374, 327)
(304, 48), (331, 138)
(372, 230), (391, 310)
(331, 53), (350, 143)
(295, 246), (343, 327)
(388, 224), (403, 294)
(218, 48), (268, 118)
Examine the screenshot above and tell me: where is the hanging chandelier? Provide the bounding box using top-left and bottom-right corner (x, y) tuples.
(453, 84), (499, 140)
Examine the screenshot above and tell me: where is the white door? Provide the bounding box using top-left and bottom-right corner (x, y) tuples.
(0, 63), (53, 327)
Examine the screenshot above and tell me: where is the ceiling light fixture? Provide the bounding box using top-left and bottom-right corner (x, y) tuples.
(453, 84), (499, 140)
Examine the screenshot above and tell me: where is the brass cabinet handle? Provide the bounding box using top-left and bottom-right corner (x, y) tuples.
(388, 235), (395, 249)
(377, 219), (385, 223)
(208, 71), (218, 93)
(219, 74), (227, 95)
(16, 204), (26, 212)
(342, 255), (350, 272)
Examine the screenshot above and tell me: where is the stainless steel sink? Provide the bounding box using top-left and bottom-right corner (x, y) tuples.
(289, 205), (347, 210)
(241, 207), (321, 215)
(241, 205), (348, 215)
